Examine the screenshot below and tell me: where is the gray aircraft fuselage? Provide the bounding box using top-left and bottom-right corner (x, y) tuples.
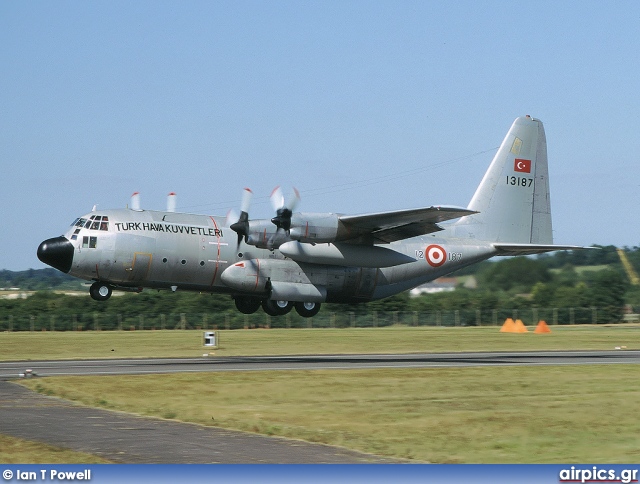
(45, 207), (493, 303)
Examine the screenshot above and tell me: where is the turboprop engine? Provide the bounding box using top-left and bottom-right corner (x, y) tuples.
(240, 213), (347, 248)
(288, 213), (343, 243)
(229, 187), (350, 249)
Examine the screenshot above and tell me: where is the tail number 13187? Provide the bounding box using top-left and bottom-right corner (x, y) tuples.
(507, 176), (533, 187)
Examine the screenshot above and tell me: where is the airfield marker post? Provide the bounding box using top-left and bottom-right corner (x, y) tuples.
(203, 331), (217, 348)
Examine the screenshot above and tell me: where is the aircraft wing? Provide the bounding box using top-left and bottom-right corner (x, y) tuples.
(339, 206), (476, 243)
(493, 243), (595, 256)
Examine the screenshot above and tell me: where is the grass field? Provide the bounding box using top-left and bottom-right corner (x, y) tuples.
(3, 325), (640, 463)
(2, 325), (640, 361)
(0, 435), (110, 464)
(19, 364), (640, 463)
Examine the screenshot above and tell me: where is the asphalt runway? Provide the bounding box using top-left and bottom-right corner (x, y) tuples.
(1, 350), (639, 379)
(2, 350), (638, 463)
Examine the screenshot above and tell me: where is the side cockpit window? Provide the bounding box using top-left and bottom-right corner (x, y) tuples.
(82, 236), (98, 249)
(71, 218), (86, 241)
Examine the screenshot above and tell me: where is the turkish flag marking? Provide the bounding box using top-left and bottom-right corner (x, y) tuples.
(514, 159), (531, 173)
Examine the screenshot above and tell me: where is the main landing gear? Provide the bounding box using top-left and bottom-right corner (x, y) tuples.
(233, 296), (321, 318)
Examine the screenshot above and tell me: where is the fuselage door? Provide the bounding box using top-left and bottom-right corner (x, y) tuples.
(129, 252), (152, 282)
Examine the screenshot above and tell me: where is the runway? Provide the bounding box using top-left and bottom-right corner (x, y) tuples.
(1, 350), (639, 379)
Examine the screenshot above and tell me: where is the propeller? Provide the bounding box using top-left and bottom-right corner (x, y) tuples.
(268, 186), (300, 248)
(270, 186), (300, 233)
(229, 188), (253, 248)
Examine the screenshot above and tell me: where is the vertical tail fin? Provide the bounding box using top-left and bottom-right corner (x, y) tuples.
(454, 115), (553, 244)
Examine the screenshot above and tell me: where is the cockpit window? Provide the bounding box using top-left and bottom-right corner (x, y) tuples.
(76, 215), (109, 231)
(92, 215), (109, 231)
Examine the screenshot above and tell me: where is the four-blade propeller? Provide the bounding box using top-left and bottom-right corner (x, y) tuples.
(269, 186), (300, 247)
(228, 186), (301, 250)
(229, 188), (254, 248)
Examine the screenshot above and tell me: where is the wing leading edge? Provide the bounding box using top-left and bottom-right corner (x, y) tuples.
(339, 206), (477, 243)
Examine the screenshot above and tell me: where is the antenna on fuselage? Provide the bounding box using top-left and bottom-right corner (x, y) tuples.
(130, 192), (142, 211)
(167, 192), (177, 212)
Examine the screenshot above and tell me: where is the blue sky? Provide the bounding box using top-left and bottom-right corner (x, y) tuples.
(1, 1), (639, 271)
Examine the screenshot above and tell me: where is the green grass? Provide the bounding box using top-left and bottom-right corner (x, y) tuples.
(20, 365), (640, 463)
(2, 325), (640, 361)
(0, 434), (111, 464)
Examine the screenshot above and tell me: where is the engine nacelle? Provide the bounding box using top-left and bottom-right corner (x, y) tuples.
(288, 213), (342, 243)
(239, 213), (346, 249)
(243, 220), (284, 249)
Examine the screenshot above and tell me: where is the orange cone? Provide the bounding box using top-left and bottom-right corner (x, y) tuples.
(534, 320), (551, 333)
(500, 318), (516, 332)
(514, 319), (529, 333)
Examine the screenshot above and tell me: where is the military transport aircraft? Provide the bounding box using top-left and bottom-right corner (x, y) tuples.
(37, 116), (584, 317)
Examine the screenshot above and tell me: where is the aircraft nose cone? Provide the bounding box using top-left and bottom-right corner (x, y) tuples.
(37, 236), (74, 273)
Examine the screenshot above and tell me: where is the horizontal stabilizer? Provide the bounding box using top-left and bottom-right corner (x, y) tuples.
(493, 243), (595, 256)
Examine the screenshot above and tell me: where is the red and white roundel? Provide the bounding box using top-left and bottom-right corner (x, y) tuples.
(425, 244), (446, 267)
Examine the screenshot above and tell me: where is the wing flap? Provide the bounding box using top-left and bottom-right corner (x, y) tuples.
(340, 206), (476, 243)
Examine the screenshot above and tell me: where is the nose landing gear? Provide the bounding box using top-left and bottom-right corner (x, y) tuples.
(89, 282), (112, 301)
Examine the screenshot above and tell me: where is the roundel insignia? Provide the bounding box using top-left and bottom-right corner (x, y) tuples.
(425, 244), (446, 267)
